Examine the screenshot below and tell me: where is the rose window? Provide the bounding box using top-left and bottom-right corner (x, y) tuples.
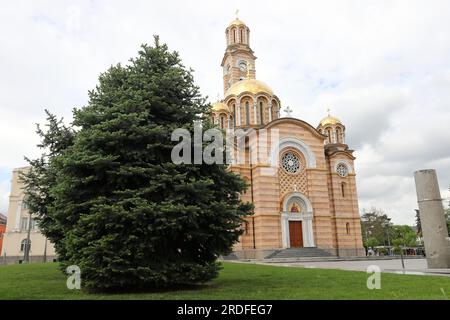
(282, 152), (301, 174)
(336, 163), (349, 177)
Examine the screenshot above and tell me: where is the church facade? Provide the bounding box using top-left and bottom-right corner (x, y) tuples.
(210, 17), (365, 258)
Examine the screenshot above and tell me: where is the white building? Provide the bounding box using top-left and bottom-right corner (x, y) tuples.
(2, 167), (56, 264)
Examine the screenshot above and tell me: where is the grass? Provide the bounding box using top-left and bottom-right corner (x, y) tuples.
(0, 262), (449, 299)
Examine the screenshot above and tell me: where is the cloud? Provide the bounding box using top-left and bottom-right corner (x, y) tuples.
(1, 0), (450, 225)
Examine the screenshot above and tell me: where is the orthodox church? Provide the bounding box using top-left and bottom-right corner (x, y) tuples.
(210, 16), (365, 258)
(1, 15), (365, 264)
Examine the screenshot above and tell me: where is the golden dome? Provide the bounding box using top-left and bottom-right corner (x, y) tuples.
(319, 110), (342, 127)
(225, 79), (274, 97)
(228, 17), (246, 27)
(211, 101), (230, 113)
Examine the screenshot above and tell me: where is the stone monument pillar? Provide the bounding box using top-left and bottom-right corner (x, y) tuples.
(414, 169), (450, 269)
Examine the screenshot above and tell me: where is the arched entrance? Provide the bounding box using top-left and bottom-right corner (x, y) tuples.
(281, 192), (315, 248)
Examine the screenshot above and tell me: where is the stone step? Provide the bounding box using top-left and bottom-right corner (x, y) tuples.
(266, 248), (334, 259)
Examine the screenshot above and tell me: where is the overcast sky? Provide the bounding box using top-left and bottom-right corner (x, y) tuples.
(1, 0), (449, 225)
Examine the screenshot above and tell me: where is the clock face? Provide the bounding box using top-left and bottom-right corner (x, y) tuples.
(239, 61), (247, 72)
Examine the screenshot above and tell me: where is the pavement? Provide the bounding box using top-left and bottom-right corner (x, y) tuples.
(239, 258), (450, 277)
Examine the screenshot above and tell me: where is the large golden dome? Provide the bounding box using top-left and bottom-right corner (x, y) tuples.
(225, 79), (274, 97)
(211, 101), (230, 113)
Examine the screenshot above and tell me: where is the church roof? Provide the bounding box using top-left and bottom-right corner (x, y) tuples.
(225, 79), (274, 97)
(228, 17), (246, 27)
(0, 213), (7, 225)
(211, 101), (230, 113)
(319, 109), (342, 127)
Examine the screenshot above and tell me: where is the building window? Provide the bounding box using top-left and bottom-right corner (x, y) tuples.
(341, 182), (346, 197)
(220, 116), (225, 129)
(233, 104), (236, 126)
(245, 101), (250, 125)
(20, 239), (31, 252)
(336, 163), (349, 177)
(20, 217), (28, 231)
(244, 221), (249, 235)
(259, 102), (264, 124)
(282, 152), (301, 174)
(336, 128), (342, 143)
(346, 223), (351, 235)
(326, 128), (332, 143)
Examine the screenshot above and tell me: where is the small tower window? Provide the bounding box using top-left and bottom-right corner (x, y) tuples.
(240, 29), (244, 43)
(336, 128), (342, 143)
(233, 104), (236, 126)
(341, 182), (346, 197)
(337, 163), (349, 177)
(259, 102), (264, 124)
(220, 116), (224, 129)
(346, 223), (351, 235)
(245, 101), (250, 125)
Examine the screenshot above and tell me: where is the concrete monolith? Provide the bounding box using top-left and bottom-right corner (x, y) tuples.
(414, 169), (450, 269)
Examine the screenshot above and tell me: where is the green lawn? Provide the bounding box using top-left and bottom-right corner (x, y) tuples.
(0, 262), (449, 299)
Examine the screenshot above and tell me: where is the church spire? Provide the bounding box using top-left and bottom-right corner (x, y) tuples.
(221, 13), (257, 94)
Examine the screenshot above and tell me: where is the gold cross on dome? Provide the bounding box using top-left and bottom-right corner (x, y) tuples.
(235, 9), (239, 19)
(327, 108), (331, 116)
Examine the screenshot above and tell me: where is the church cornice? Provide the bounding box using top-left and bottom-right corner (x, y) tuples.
(262, 118), (328, 140)
(326, 149), (356, 160)
(221, 47), (257, 66)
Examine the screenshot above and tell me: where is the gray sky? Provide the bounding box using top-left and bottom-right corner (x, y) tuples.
(1, 0), (449, 225)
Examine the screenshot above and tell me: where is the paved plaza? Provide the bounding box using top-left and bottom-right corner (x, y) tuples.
(252, 258), (450, 277)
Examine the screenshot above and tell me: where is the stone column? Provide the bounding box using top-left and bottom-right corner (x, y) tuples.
(414, 169), (450, 268)
(236, 103), (241, 126)
(268, 102), (273, 122)
(304, 214), (315, 247)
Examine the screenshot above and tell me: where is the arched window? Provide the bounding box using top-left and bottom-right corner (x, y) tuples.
(20, 239), (31, 252)
(244, 221), (249, 235)
(346, 222), (351, 235)
(240, 29), (244, 43)
(341, 182), (346, 197)
(245, 101), (250, 125)
(233, 104), (236, 126)
(233, 29), (236, 43)
(259, 102), (264, 124)
(211, 116), (215, 125)
(326, 128), (332, 143)
(220, 116), (224, 129)
(336, 128), (342, 143)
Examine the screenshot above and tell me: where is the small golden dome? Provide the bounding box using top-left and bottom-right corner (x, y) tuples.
(211, 101), (230, 113)
(225, 79), (274, 97)
(319, 109), (342, 127)
(228, 17), (246, 27)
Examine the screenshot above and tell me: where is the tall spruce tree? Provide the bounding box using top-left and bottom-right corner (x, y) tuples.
(24, 37), (252, 291)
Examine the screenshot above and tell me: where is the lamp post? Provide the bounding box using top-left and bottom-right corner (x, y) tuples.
(23, 213), (32, 263)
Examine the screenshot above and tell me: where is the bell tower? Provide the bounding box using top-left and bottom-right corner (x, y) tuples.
(221, 13), (257, 94)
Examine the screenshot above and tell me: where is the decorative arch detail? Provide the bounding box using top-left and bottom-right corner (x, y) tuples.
(280, 192), (315, 248)
(270, 137), (317, 169)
